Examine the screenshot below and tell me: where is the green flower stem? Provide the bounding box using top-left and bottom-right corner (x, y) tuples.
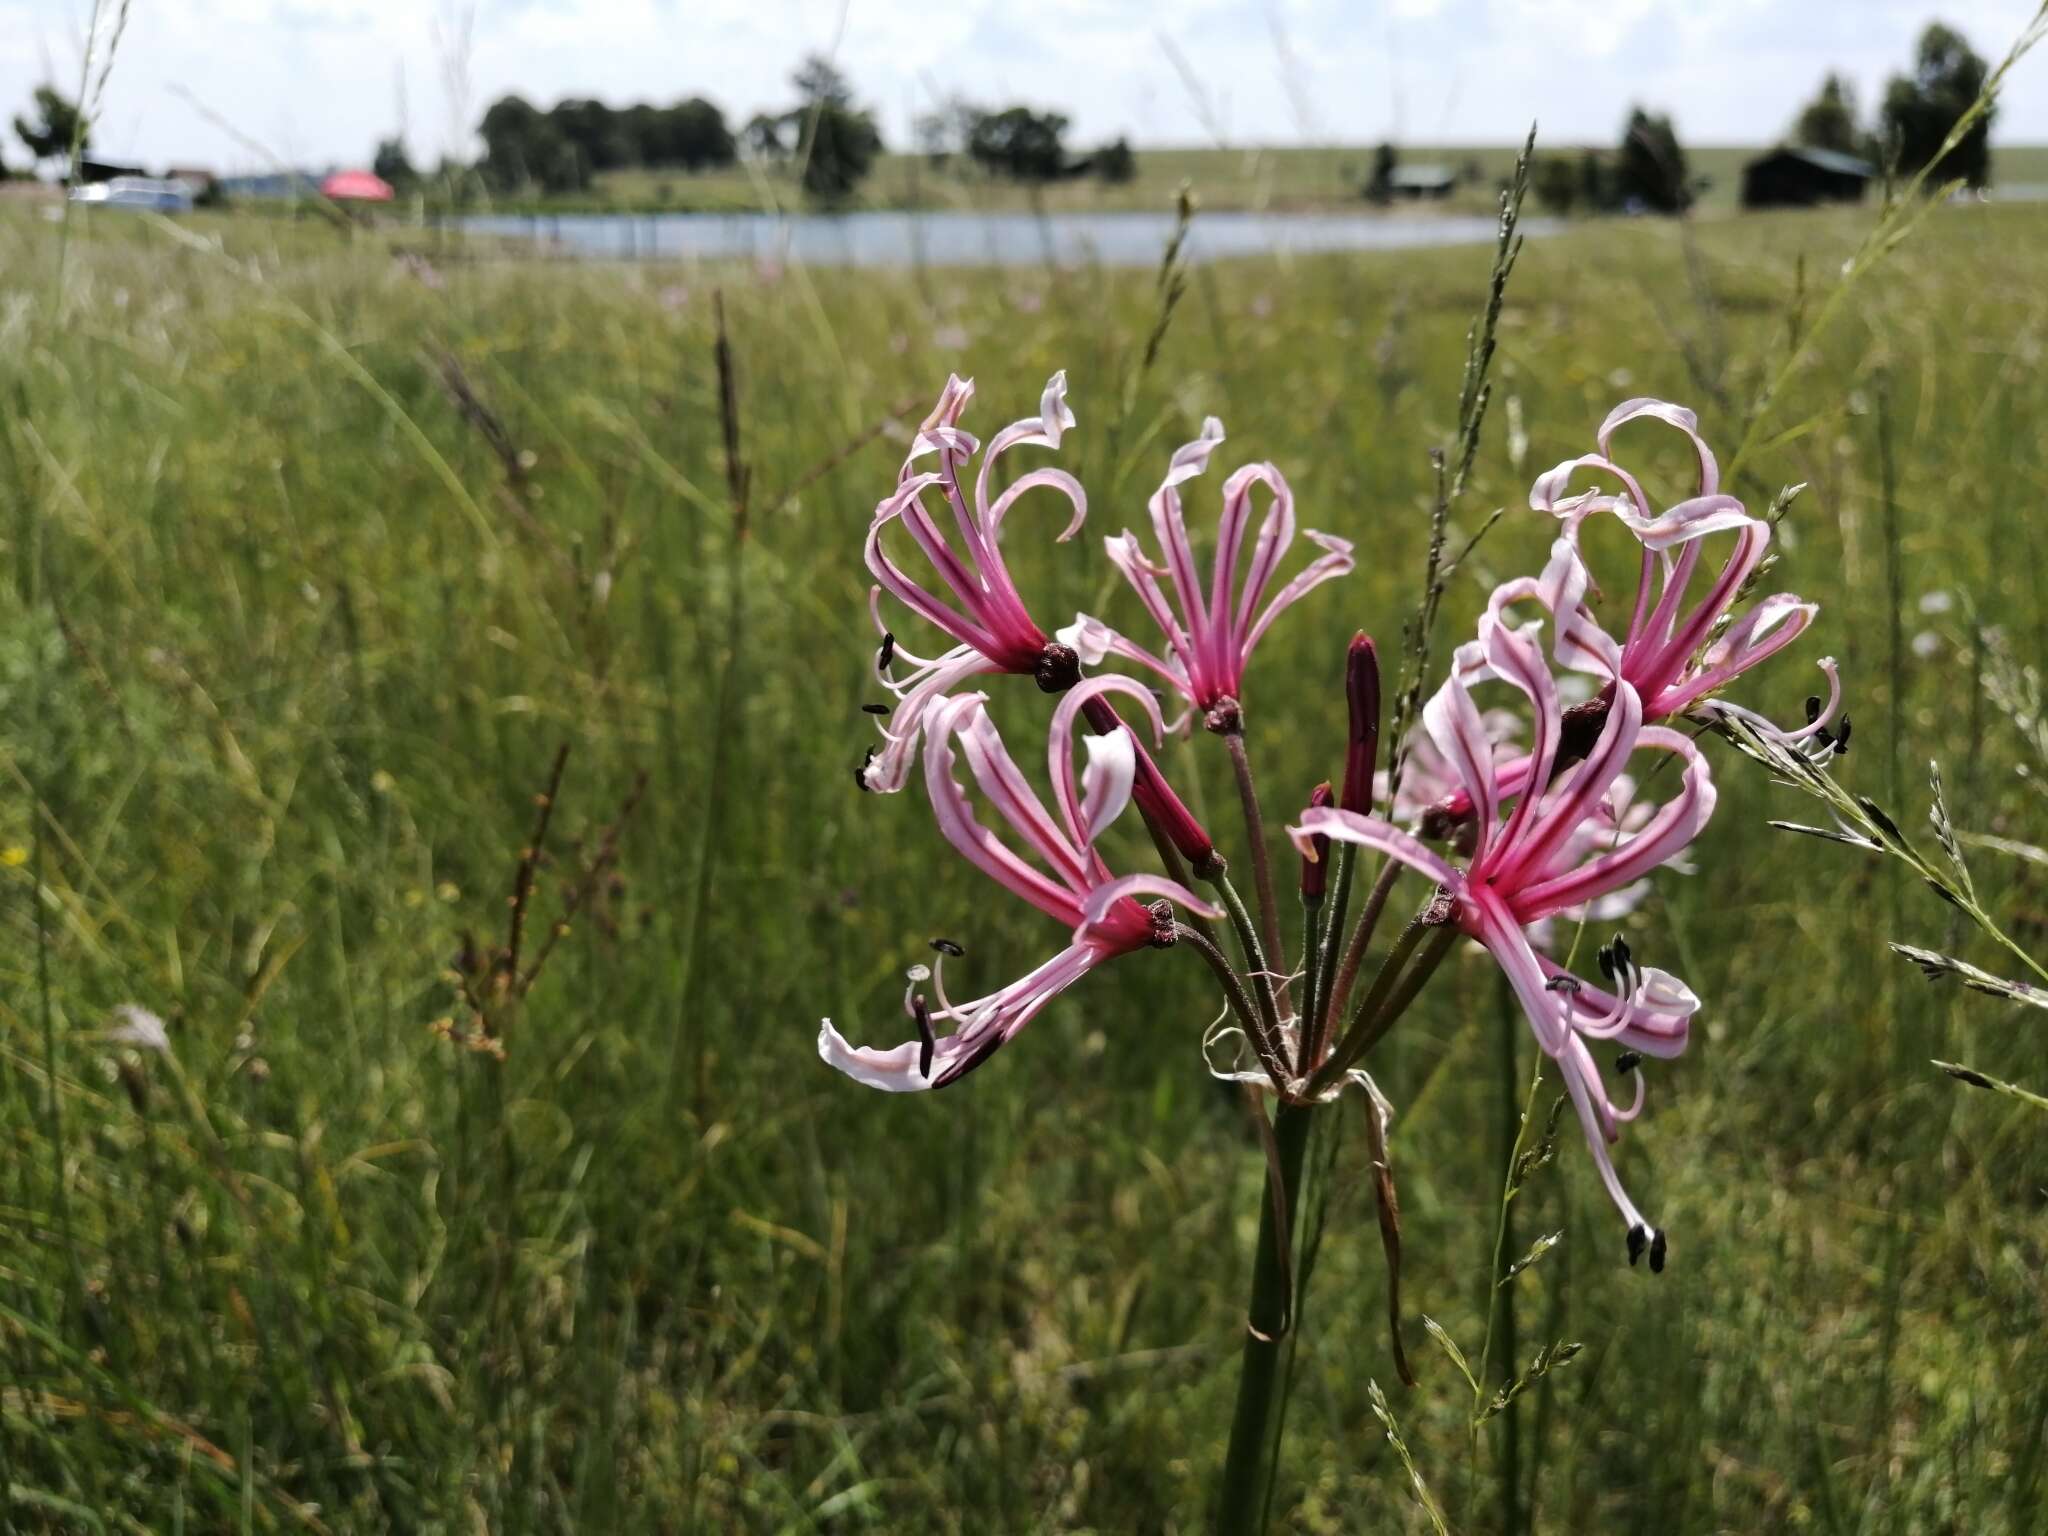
(1223, 729), (1289, 1018)
(1216, 1097), (1318, 1534)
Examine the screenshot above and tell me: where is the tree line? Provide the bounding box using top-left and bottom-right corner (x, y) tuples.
(1528, 20), (1999, 217)
(407, 56), (1134, 201)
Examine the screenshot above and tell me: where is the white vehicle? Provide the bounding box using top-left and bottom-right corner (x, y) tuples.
(68, 176), (195, 214)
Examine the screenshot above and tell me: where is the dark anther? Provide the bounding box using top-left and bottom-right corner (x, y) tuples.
(1545, 975), (1582, 993)
(1627, 1223), (1647, 1267)
(862, 702), (893, 716)
(1611, 934), (1632, 973)
(1815, 728), (1835, 749)
(929, 937), (965, 957)
(1833, 714), (1852, 754)
(1598, 944), (1617, 984)
(1557, 692), (1614, 768)
(1615, 1050), (1642, 1075)
(1648, 1230), (1667, 1273)
(1805, 694), (1822, 725)
(854, 746), (877, 792)
(1033, 641), (1081, 694)
(1418, 803), (1459, 842)
(878, 632), (897, 669)
(913, 994), (936, 1079)
(1146, 899), (1179, 948)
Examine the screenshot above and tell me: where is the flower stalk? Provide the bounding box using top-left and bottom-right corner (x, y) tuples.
(1217, 1097), (1317, 1535)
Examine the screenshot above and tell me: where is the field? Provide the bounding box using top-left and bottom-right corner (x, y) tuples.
(3, 192), (2048, 1533)
(515, 141), (2048, 216)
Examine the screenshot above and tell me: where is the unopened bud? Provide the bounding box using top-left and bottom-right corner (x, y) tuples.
(1300, 782), (1333, 899)
(1341, 633), (1381, 814)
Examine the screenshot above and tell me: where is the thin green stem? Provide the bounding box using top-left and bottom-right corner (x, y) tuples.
(1323, 855), (1402, 1034)
(1178, 922), (1287, 1089)
(1223, 729), (1289, 1018)
(1309, 916), (1456, 1098)
(1474, 1057), (1545, 1407)
(1208, 866), (1285, 1068)
(1297, 893), (1325, 1062)
(1306, 843), (1356, 1064)
(1216, 1099), (1317, 1535)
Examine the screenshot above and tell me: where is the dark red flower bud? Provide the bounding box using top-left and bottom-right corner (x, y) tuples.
(1341, 632), (1381, 815)
(1300, 781), (1334, 899)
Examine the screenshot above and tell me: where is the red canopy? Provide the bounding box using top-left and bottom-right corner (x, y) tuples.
(321, 170), (394, 202)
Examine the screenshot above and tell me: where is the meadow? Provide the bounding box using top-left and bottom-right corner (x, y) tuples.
(1, 189), (2046, 1534)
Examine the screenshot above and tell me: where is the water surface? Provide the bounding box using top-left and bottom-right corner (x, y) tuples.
(454, 208), (1557, 269)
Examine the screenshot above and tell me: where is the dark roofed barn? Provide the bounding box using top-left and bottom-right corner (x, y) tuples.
(1741, 146), (1875, 209)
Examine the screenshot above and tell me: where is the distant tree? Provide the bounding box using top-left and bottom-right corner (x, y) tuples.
(1365, 141), (1397, 203)
(1616, 107), (1690, 213)
(1579, 149), (1614, 210)
(373, 137), (418, 188)
(791, 55), (881, 198)
(1793, 72), (1862, 156)
(1881, 22), (1993, 187)
(1092, 137), (1137, 184)
(480, 94), (548, 188)
(14, 84), (87, 176)
(550, 99), (634, 174)
(913, 97), (976, 166)
(965, 106), (1070, 181)
(743, 112), (787, 160)
(1531, 154), (1579, 214)
(793, 56), (856, 112)
(680, 98), (738, 168)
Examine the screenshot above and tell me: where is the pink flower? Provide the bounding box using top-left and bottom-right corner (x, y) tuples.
(861, 373), (1088, 792)
(1423, 399), (1840, 830)
(1059, 419), (1353, 727)
(822, 678), (1220, 1090)
(1526, 398), (1836, 736)
(1290, 603), (1717, 1267)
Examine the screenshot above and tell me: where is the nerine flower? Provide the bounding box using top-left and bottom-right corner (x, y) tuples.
(822, 677), (1221, 1091)
(1382, 705), (1666, 942)
(1290, 601), (1717, 1267)
(1525, 398), (1840, 740)
(861, 373), (1087, 793)
(1423, 398), (1838, 829)
(1060, 418), (1353, 728)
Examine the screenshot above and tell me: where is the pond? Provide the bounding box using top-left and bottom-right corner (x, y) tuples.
(451, 208), (1557, 269)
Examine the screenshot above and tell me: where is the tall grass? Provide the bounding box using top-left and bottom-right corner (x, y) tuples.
(2, 197), (2047, 1530)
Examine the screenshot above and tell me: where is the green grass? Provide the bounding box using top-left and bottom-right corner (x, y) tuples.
(486, 142), (2048, 216)
(3, 196), (2048, 1532)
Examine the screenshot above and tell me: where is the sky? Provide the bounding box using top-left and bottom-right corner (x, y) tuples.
(1, 0), (2043, 173)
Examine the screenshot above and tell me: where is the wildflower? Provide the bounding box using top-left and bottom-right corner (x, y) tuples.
(861, 372), (1087, 791)
(1060, 418), (1353, 730)
(1290, 603), (1715, 1264)
(1526, 398), (1835, 738)
(821, 677), (1220, 1090)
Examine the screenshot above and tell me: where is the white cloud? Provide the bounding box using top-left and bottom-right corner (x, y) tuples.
(0, 0), (2041, 173)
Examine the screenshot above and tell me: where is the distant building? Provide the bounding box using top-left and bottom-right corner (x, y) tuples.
(166, 166), (218, 196)
(1385, 163), (1456, 200)
(1741, 146), (1874, 209)
(78, 156), (148, 184)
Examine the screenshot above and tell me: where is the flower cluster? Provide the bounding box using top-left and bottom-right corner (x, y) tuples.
(821, 375), (1833, 1271)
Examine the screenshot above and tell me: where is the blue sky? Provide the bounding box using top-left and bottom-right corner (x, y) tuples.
(2, 0), (2043, 172)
